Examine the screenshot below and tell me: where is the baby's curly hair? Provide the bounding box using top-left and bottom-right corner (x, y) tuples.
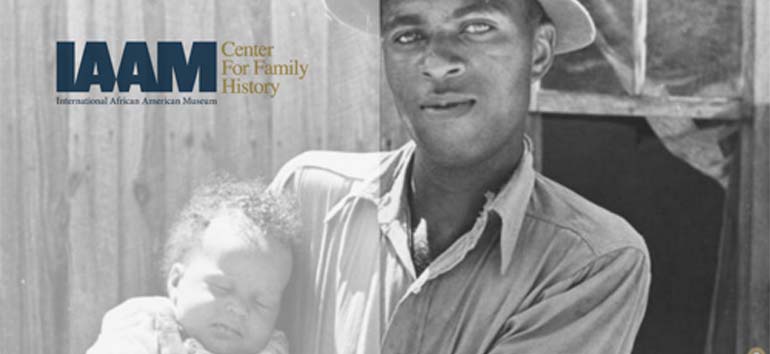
(161, 174), (299, 281)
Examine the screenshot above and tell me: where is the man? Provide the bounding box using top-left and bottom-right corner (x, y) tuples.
(270, 0), (650, 353)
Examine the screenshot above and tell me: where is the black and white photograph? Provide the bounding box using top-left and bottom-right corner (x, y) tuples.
(1, 0), (768, 353)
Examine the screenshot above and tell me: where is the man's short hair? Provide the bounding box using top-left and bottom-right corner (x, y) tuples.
(528, 0), (552, 28)
(161, 175), (299, 280)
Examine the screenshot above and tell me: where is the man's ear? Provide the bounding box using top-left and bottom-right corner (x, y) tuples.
(531, 22), (556, 82)
(166, 263), (185, 303)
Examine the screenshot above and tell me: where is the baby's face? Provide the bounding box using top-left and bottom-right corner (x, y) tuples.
(167, 212), (292, 354)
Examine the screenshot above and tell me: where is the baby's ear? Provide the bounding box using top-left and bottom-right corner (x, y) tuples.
(166, 263), (185, 303)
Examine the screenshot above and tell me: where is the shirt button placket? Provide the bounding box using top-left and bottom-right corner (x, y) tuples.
(384, 290), (425, 354)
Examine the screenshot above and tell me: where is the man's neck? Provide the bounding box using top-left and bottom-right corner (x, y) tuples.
(408, 139), (524, 257)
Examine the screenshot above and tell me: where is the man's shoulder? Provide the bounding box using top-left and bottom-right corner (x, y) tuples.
(100, 296), (175, 330)
(271, 149), (391, 193)
(268, 149), (409, 220)
(283, 149), (389, 178)
(527, 173), (648, 258)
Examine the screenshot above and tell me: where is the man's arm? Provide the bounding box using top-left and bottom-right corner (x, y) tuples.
(86, 297), (185, 354)
(489, 247), (650, 354)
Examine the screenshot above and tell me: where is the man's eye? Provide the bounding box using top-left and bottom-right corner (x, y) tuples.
(394, 31), (423, 45)
(463, 23), (493, 34)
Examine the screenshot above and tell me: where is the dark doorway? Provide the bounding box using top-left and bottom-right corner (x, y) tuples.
(541, 114), (724, 354)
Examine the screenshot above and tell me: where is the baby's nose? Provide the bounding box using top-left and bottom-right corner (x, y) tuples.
(225, 299), (248, 318)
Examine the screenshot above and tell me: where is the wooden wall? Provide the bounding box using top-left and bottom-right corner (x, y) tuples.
(0, 1), (402, 353)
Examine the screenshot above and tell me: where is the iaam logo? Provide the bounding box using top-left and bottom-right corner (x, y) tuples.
(56, 41), (216, 92)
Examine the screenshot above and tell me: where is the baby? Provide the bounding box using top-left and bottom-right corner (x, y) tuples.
(87, 178), (298, 354)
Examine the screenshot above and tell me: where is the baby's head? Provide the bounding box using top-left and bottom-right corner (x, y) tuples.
(162, 177), (298, 354)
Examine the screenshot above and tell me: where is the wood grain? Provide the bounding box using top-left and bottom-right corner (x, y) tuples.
(325, 23), (381, 152)
(533, 90), (744, 120)
(217, 0), (273, 178)
(719, 0), (770, 353)
(13, 1), (72, 353)
(737, 0), (770, 351)
(117, 1), (156, 300)
(631, 0), (647, 95)
(271, 0), (327, 170)
(0, 0), (22, 351)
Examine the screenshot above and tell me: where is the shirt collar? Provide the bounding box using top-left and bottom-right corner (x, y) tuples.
(322, 142), (414, 224)
(489, 137), (537, 273)
(337, 138), (535, 274)
(377, 141), (415, 223)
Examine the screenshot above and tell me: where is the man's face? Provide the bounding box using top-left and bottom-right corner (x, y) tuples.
(382, 0), (541, 167)
(167, 212), (292, 354)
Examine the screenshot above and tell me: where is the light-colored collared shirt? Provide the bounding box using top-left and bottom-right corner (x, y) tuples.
(270, 139), (650, 354)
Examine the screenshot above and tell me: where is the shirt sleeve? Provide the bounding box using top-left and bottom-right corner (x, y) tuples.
(488, 247), (650, 354)
(86, 296), (180, 354)
(258, 331), (290, 354)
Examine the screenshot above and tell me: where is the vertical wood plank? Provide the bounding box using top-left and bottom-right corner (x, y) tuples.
(121, 100), (159, 299)
(17, 2), (42, 352)
(117, 1), (157, 300)
(746, 104), (770, 351)
(66, 1), (122, 352)
(702, 2), (767, 353)
(326, 24), (381, 152)
(0, 0), (22, 351)
(271, 0), (328, 171)
(218, 0), (274, 178)
(631, 0), (647, 95)
(131, 0), (169, 296)
(735, 0), (770, 352)
(14, 0), (72, 353)
(163, 4), (194, 222)
(163, 0), (217, 232)
(188, 1), (217, 184)
(64, 0), (91, 349)
(66, 85), (96, 354)
(49, 1), (73, 351)
(18, 63), (46, 354)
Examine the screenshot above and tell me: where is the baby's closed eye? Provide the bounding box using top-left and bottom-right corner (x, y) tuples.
(206, 279), (233, 295)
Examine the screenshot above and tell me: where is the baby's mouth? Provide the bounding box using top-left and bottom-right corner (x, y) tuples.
(212, 322), (242, 338)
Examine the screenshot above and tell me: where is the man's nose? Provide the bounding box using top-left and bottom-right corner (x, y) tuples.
(420, 41), (465, 81)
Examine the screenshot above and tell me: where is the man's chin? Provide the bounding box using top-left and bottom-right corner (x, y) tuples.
(415, 143), (488, 168)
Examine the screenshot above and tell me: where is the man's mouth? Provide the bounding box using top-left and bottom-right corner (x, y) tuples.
(420, 99), (476, 116)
